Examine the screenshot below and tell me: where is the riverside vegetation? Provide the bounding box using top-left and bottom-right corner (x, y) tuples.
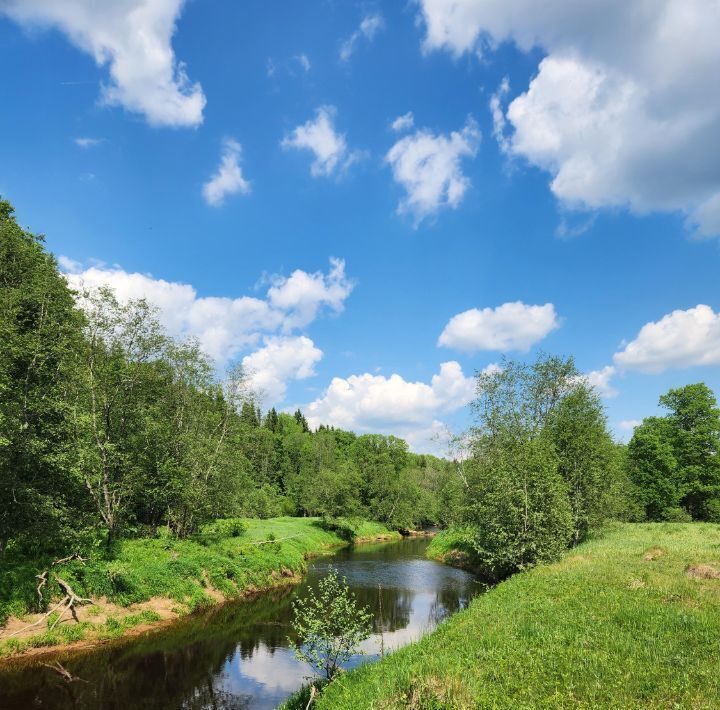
(3, 197), (720, 706)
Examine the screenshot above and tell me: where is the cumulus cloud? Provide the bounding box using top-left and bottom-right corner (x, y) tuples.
(385, 118), (479, 224)
(417, 0), (720, 237)
(243, 336), (323, 404)
(2, 0), (205, 127)
(267, 257), (354, 330)
(61, 258), (353, 368)
(202, 138), (251, 207)
(614, 305), (720, 373)
(303, 361), (475, 452)
(340, 13), (384, 62)
(618, 419), (642, 431)
(438, 302), (560, 352)
(281, 106), (358, 177)
(391, 112), (415, 132)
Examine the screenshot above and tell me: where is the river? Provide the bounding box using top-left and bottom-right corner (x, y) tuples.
(0, 536), (481, 709)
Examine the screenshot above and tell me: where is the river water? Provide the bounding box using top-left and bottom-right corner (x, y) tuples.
(0, 537), (480, 709)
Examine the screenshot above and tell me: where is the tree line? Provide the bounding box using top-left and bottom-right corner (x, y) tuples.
(0, 200), (455, 557)
(2, 197), (719, 575)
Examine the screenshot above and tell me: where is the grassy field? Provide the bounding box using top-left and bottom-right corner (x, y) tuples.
(0, 517), (397, 658)
(313, 523), (720, 709)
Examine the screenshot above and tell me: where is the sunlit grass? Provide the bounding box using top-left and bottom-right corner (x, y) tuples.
(315, 523), (720, 708)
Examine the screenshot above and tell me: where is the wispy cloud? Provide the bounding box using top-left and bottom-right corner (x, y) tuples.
(340, 13), (384, 61)
(74, 137), (104, 149)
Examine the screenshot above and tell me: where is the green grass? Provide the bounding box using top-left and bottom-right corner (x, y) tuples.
(313, 523), (720, 709)
(0, 517), (397, 658)
(350, 520), (403, 542)
(425, 527), (479, 571)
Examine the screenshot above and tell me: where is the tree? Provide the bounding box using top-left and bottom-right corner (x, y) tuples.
(547, 384), (625, 542)
(0, 199), (87, 555)
(463, 354), (589, 575)
(75, 288), (169, 542)
(264, 407), (279, 433)
(240, 401), (260, 428)
(294, 408), (310, 433)
(290, 569), (372, 681)
(465, 437), (573, 579)
(627, 418), (682, 520)
(660, 383), (720, 520)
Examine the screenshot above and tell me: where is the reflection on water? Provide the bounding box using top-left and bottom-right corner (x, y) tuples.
(0, 537), (480, 709)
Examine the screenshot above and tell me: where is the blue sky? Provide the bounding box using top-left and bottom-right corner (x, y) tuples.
(1, 0), (719, 452)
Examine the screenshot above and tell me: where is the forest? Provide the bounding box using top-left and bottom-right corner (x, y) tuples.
(2, 195), (720, 581)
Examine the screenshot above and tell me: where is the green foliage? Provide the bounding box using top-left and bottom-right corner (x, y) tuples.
(315, 523), (720, 709)
(547, 385), (628, 540)
(628, 383), (720, 521)
(198, 518), (247, 542)
(459, 354), (620, 578)
(465, 438), (574, 579)
(290, 568), (372, 680)
(0, 198), (88, 554)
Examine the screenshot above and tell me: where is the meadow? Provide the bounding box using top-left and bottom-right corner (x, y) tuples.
(310, 523), (720, 709)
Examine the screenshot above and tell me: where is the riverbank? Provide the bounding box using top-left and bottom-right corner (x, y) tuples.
(311, 523), (720, 708)
(0, 517), (399, 661)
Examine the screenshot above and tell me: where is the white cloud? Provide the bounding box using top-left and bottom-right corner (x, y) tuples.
(574, 365), (618, 398)
(489, 77), (510, 153)
(267, 257), (354, 330)
(295, 53), (311, 72)
(202, 138), (251, 207)
(385, 118), (479, 224)
(438, 302), (560, 352)
(614, 304), (720, 373)
(618, 419), (642, 431)
(281, 106), (358, 177)
(340, 13), (384, 62)
(74, 137), (103, 148)
(303, 361), (474, 451)
(61, 258), (353, 369)
(417, 0), (720, 237)
(243, 336), (323, 404)
(391, 112), (415, 132)
(3, 0), (205, 127)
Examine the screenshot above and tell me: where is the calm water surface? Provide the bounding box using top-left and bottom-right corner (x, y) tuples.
(0, 537), (481, 709)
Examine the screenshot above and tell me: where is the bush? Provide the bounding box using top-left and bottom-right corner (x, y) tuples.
(199, 518), (247, 542)
(464, 438), (574, 580)
(660, 507), (692, 522)
(318, 517), (359, 541)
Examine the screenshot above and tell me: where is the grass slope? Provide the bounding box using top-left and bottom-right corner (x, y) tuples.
(315, 523), (720, 709)
(0, 517), (397, 658)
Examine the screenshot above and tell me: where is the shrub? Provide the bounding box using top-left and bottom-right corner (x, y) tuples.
(290, 568), (372, 680)
(660, 507), (692, 522)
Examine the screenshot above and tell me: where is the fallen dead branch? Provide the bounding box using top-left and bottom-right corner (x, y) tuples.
(2, 555), (93, 640)
(41, 660), (89, 684)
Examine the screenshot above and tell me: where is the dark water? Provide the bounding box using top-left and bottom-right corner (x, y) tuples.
(0, 537), (480, 709)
